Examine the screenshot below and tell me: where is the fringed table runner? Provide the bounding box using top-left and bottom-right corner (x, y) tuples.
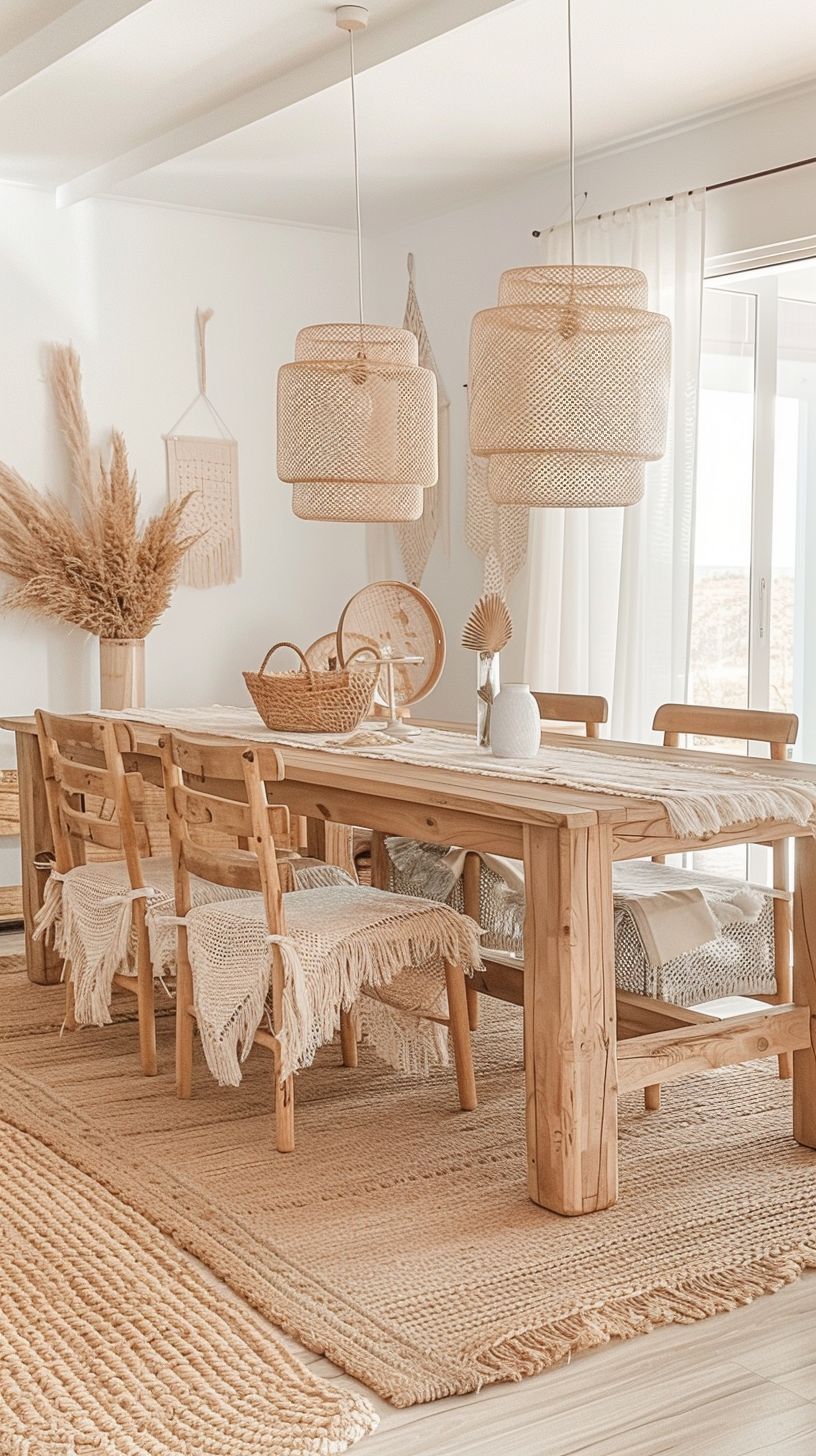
(103, 709), (816, 840)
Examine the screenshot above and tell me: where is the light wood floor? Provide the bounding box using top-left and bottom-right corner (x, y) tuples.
(4, 925), (816, 1455)
(187, 1257), (816, 1456)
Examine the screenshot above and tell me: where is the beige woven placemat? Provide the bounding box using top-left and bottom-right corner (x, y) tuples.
(2, 959), (815, 1411)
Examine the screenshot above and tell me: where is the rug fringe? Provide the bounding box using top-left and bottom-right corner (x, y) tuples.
(466, 1246), (816, 1390)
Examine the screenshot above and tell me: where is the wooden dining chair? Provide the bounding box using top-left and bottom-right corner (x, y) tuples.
(34, 711), (308, 1077)
(160, 730), (481, 1151)
(647, 701), (798, 1106)
(35, 710), (161, 1075)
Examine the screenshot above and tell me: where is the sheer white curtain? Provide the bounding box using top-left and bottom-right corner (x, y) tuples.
(523, 191), (705, 739)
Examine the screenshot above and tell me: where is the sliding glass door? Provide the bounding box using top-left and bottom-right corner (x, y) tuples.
(687, 259), (816, 874)
(690, 261), (816, 756)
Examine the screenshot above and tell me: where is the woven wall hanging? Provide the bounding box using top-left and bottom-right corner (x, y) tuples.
(464, 445), (527, 598)
(394, 254), (450, 583)
(165, 308), (241, 588)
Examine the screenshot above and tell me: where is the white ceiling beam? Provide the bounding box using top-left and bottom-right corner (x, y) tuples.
(0, 0), (153, 99)
(56, 0), (517, 208)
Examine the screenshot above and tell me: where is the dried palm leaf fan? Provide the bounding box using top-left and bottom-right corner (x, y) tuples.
(468, 0), (671, 508)
(277, 6), (437, 523)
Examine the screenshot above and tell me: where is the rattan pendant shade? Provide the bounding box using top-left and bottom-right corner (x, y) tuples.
(278, 323), (436, 521)
(469, 263), (671, 508)
(276, 8), (438, 524)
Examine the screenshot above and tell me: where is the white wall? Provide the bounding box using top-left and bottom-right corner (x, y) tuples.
(0, 183), (364, 883)
(366, 81), (816, 723)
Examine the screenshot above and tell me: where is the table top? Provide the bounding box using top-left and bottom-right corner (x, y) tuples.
(7, 710), (816, 854)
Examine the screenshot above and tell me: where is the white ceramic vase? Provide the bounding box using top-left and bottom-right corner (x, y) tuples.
(491, 683), (541, 759)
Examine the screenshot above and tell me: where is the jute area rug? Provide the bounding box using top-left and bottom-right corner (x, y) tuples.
(0, 961), (377, 1454)
(2, 951), (816, 1411)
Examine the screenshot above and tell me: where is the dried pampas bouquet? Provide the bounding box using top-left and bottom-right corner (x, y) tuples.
(0, 345), (192, 641)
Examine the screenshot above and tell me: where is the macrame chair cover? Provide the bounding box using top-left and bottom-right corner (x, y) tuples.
(468, 264), (672, 508)
(277, 322), (437, 523)
(165, 308), (241, 587)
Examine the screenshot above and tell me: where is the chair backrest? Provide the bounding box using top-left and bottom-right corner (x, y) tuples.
(533, 692), (609, 739)
(652, 703), (798, 760)
(159, 731), (290, 932)
(35, 710), (150, 885)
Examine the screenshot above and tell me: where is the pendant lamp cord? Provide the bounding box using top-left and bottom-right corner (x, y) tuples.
(348, 27), (365, 340)
(567, 0), (576, 267)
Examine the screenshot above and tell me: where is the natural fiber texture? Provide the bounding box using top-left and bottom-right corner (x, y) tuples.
(32, 857), (359, 1031)
(244, 642), (380, 733)
(292, 481), (423, 524)
(386, 839), (779, 1004)
(278, 323), (437, 522)
(370, 254), (450, 585)
(469, 264), (672, 509)
(464, 446), (528, 597)
(33, 856), (254, 1025)
(184, 884), (482, 1085)
(337, 581), (445, 706)
(166, 435), (240, 588)
(461, 592), (513, 654)
(0, 1091), (377, 1453)
(105, 714), (816, 843)
(0, 346), (192, 638)
(2, 969), (815, 1411)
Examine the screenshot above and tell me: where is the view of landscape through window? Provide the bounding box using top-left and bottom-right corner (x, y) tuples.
(686, 263), (816, 875)
(689, 267), (816, 746)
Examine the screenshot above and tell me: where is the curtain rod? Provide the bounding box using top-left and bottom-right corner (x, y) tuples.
(707, 153), (816, 192)
(532, 154), (816, 237)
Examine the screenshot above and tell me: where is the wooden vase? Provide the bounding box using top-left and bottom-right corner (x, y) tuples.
(99, 637), (145, 710)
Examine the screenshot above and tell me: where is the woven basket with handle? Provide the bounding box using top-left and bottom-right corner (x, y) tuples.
(244, 642), (380, 734)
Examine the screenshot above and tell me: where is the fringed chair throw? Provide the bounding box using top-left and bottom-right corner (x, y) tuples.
(165, 308), (241, 589)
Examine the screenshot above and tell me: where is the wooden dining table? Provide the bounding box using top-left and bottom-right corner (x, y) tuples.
(3, 709), (816, 1219)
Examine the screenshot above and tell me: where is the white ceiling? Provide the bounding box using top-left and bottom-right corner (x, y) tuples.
(2, 0), (816, 232)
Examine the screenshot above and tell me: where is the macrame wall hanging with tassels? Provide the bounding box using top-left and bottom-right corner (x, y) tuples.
(465, 446), (528, 599)
(396, 253), (450, 583)
(164, 308), (241, 589)
(368, 253), (450, 586)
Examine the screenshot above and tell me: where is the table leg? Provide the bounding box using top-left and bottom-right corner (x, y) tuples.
(793, 833), (816, 1147)
(15, 730), (62, 986)
(306, 818), (356, 879)
(523, 820), (618, 1215)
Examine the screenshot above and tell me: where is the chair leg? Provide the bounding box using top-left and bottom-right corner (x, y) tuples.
(444, 961), (477, 1111)
(175, 934), (194, 1099)
(64, 970), (77, 1032)
(462, 852), (480, 1032)
(134, 914), (157, 1077)
(340, 1007), (358, 1068)
(275, 1051), (295, 1153)
(644, 1083), (661, 1111)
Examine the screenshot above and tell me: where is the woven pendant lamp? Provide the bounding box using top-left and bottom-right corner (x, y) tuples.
(468, 1), (671, 509)
(277, 7), (437, 523)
